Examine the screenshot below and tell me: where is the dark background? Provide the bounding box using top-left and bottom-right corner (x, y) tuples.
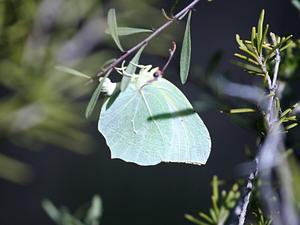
(1, 1), (300, 225)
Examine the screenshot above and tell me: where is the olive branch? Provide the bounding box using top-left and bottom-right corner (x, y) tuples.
(56, 0), (205, 118)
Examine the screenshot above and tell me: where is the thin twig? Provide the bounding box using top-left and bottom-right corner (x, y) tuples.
(93, 0), (201, 79)
(271, 34), (281, 90)
(257, 56), (272, 89)
(236, 159), (258, 225)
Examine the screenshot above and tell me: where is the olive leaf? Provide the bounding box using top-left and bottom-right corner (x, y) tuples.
(120, 45), (146, 91)
(55, 66), (91, 79)
(85, 74), (109, 118)
(180, 10), (192, 84)
(105, 27), (152, 36)
(107, 8), (124, 52)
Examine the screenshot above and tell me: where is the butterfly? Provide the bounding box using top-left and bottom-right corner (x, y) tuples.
(98, 59), (211, 166)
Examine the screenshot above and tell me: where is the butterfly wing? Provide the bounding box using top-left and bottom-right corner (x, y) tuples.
(149, 78), (211, 165)
(98, 78), (211, 166)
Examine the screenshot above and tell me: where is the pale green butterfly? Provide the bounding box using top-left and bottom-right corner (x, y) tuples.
(98, 47), (211, 166)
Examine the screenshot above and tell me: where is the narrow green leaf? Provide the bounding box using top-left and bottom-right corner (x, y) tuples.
(209, 208), (218, 223)
(292, 103), (298, 109)
(266, 35), (293, 61)
(286, 123), (298, 130)
(107, 8), (124, 52)
(292, 0), (300, 10)
(251, 27), (257, 46)
(121, 45), (146, 92)
(281, 108), (293, 118)
(161, 8), (173, 20)
(185, 214), (209, 225)
(85, 195), (102, 224)
(41, 199), (61, 224)
(212, 176), (219, 202)
(211, 187), (220, 216)
(259, 24), (269, 53)
(280, 41), (293, 52)
(199, 212), (214, 224)
(233, 61), (264, 75)
(180, 10), (192, 84)
(257, 9), (265, 52)
(85, 74), (108, 118)
(238, 46), (258, 61)
(234, 53), (259, 65)
(229, 108), (256, 114)
(235, 35), (258, 60)
(55, 66), (91, 79)
(287, 116), (297, 121)
(236, 34), (247, 49)
(275, 97), (281, 111)
(105, 27), (152, 36)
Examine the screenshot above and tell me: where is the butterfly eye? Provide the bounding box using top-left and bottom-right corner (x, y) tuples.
(153, 71), (161, 78)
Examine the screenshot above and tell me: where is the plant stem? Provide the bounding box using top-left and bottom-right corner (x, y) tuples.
(236, 160), (258, 225)
(232, 34), (299, 225)
(94, 0), (201, 79)
(257, 56), (272, 89)
(235, 36), (299, 225)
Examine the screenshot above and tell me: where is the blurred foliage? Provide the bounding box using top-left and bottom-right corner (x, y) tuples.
(42, 195), (102, 225)
(0, 0), (182, 183)
(292, 0), (300, 11)
(289, 155), (300, 210)
(185, 176), (240, 225)
(251, 208), (272, 225)
(0, 152), (32, 184)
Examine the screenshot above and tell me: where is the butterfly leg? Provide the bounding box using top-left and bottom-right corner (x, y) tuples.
(115, 67), (138, 78)
(115, 61), (127, 74)
(115, 61), (142, 78)
(129, 63), (153, 74)
(129, 62), (152, 70)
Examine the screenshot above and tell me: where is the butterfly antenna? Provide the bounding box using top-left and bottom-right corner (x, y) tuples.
(161, 41), (177, 75)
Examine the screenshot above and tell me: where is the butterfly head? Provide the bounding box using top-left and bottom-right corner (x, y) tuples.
(153, 69), (163, 78)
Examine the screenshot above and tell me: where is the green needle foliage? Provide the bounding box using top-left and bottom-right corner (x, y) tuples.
(233, 10), (298, 132)
(185, 176), (240, 225)
(252, 208), (272, 225)
(234, 10), (293, 82)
